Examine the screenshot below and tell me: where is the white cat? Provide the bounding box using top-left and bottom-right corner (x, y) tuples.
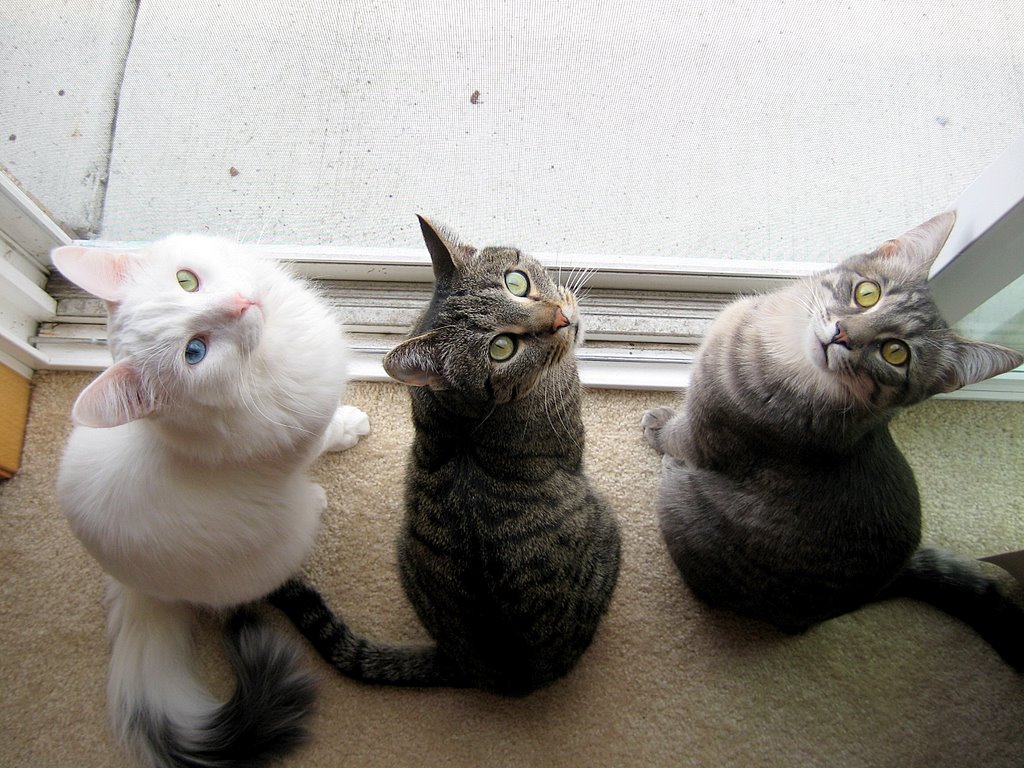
(53, 234), (370, 768)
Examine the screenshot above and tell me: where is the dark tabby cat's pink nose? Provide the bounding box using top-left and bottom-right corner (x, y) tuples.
(552, 307), (570, 331)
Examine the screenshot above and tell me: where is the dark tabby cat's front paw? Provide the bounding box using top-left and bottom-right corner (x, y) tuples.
(641, 407), (676, 453)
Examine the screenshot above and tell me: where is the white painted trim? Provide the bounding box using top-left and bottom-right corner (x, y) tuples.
(0, 348), (37, 379)
(0, 172), (71, 269)
(0, 257), (56, 320)
(930, 133), (1024, 324)
(85, 239), (828, 295)
(14, 130), (1024, 400)
(32, 334), (1023, 400)
(0, 171), (70, 376)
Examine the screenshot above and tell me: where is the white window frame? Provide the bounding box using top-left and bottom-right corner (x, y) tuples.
(3, 146), (1022, 399)
(0, 173), (67, 378)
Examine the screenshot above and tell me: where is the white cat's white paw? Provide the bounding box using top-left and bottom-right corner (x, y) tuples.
(321, 405), (370, 453)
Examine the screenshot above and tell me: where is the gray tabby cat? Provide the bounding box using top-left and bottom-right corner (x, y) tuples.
(642, 212), (1024, 669)
(271, 216), (621, 695)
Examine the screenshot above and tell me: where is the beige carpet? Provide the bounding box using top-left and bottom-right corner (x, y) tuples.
(2, 372), (1023, 767)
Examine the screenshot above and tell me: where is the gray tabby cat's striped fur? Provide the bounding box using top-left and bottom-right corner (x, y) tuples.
(642, 213), (1024, 669)
(271, 216), (621, 695)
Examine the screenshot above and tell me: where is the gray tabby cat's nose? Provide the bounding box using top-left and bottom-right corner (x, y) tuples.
(831, 322), (850, 348)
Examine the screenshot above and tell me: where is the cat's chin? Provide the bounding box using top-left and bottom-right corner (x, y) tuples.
(805, 323), (832, 372)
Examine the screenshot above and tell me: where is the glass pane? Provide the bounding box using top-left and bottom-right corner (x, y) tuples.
(956, 272), (1024, 351)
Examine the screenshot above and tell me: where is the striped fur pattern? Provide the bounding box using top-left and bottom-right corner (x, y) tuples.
(272, 216), (621, 695)
(642, 213), (1024, 668)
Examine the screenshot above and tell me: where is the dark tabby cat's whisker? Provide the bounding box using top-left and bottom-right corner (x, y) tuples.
(273, 217), (621, 696)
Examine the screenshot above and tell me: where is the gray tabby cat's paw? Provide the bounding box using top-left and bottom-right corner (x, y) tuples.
(322, 405), (371, 453)
(641, 407), (676, 453)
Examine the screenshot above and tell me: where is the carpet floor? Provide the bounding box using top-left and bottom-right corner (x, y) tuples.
(2, 372), (1022, 767)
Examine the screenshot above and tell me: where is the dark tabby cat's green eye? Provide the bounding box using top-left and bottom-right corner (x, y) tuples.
(854, 280), (881, 308)
(505, 270), (530, 297)
(176, 269), (200, 292)
(880, 340), (909, 366)
(489, 334), (517, 362)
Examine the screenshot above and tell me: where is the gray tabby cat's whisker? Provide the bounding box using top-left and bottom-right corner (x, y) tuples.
(642, 211), (1024, 672)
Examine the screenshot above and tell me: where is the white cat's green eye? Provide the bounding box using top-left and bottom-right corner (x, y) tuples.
(176, 269), (200, 292)
(880, 340), (909, 366)
(504, 270), (530, 297)
(489, 334), (517, 362)
(854, 280), (881, 308)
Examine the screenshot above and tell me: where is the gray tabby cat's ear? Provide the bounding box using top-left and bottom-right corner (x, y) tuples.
(383, 332), (446, 389)
(875, 211), (955, 277)
(935, 338), (1024, 395)
(417, 215), (474, 284)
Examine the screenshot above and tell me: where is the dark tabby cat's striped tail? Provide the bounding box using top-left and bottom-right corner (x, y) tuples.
(268, 578), (467, 687)
(879, 547), (1024, 671)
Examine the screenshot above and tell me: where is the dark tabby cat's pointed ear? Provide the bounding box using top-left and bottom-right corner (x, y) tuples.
(383, 332), (446, 389)
(417, 215), (473, 283)
(876, 211), (956, 277)
(935, 338), (1024, 395)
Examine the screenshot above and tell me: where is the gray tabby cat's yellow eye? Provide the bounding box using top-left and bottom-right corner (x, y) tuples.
(880, 340), (909, 366)
(504, 270), (530, 297)
(176, 269), (200, 292)
(489, 334), (517, 362)
(854, 280), (881, 308)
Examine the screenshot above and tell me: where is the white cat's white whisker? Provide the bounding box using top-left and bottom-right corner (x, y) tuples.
(52, 233), (370, 768)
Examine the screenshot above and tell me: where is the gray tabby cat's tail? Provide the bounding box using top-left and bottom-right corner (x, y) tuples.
(268, 578), (467, 687)
(878, 547), (1024, 671)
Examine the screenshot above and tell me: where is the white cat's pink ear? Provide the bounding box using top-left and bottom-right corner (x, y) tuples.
(72, 360), (157, 427)
(878, 212), (956, 274)
(383, 333), (445, 389)
(51, 245), (134, 302)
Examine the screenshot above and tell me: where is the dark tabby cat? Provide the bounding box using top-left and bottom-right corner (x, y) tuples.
(642, 212), (1024, 669)
(271, 216), (621, 695)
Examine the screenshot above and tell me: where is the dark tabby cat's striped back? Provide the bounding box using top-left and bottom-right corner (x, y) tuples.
(271, 216), (621, 695)
(642, 212), (1024, 669)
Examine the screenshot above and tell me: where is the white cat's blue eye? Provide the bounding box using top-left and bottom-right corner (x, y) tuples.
(177, 269), (200, 292)
(489, 334), (517, 362)
(504, 270), (530, 297)
(184, 337), (207, 365)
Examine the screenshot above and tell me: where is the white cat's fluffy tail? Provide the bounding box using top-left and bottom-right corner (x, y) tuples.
(106, 580), (316, 768)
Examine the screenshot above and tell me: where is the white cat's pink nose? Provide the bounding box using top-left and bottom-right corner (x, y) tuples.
(230, 294), (257, 317)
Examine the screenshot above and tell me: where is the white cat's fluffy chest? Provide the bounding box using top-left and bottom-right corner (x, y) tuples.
(58, 420), (324, 607)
